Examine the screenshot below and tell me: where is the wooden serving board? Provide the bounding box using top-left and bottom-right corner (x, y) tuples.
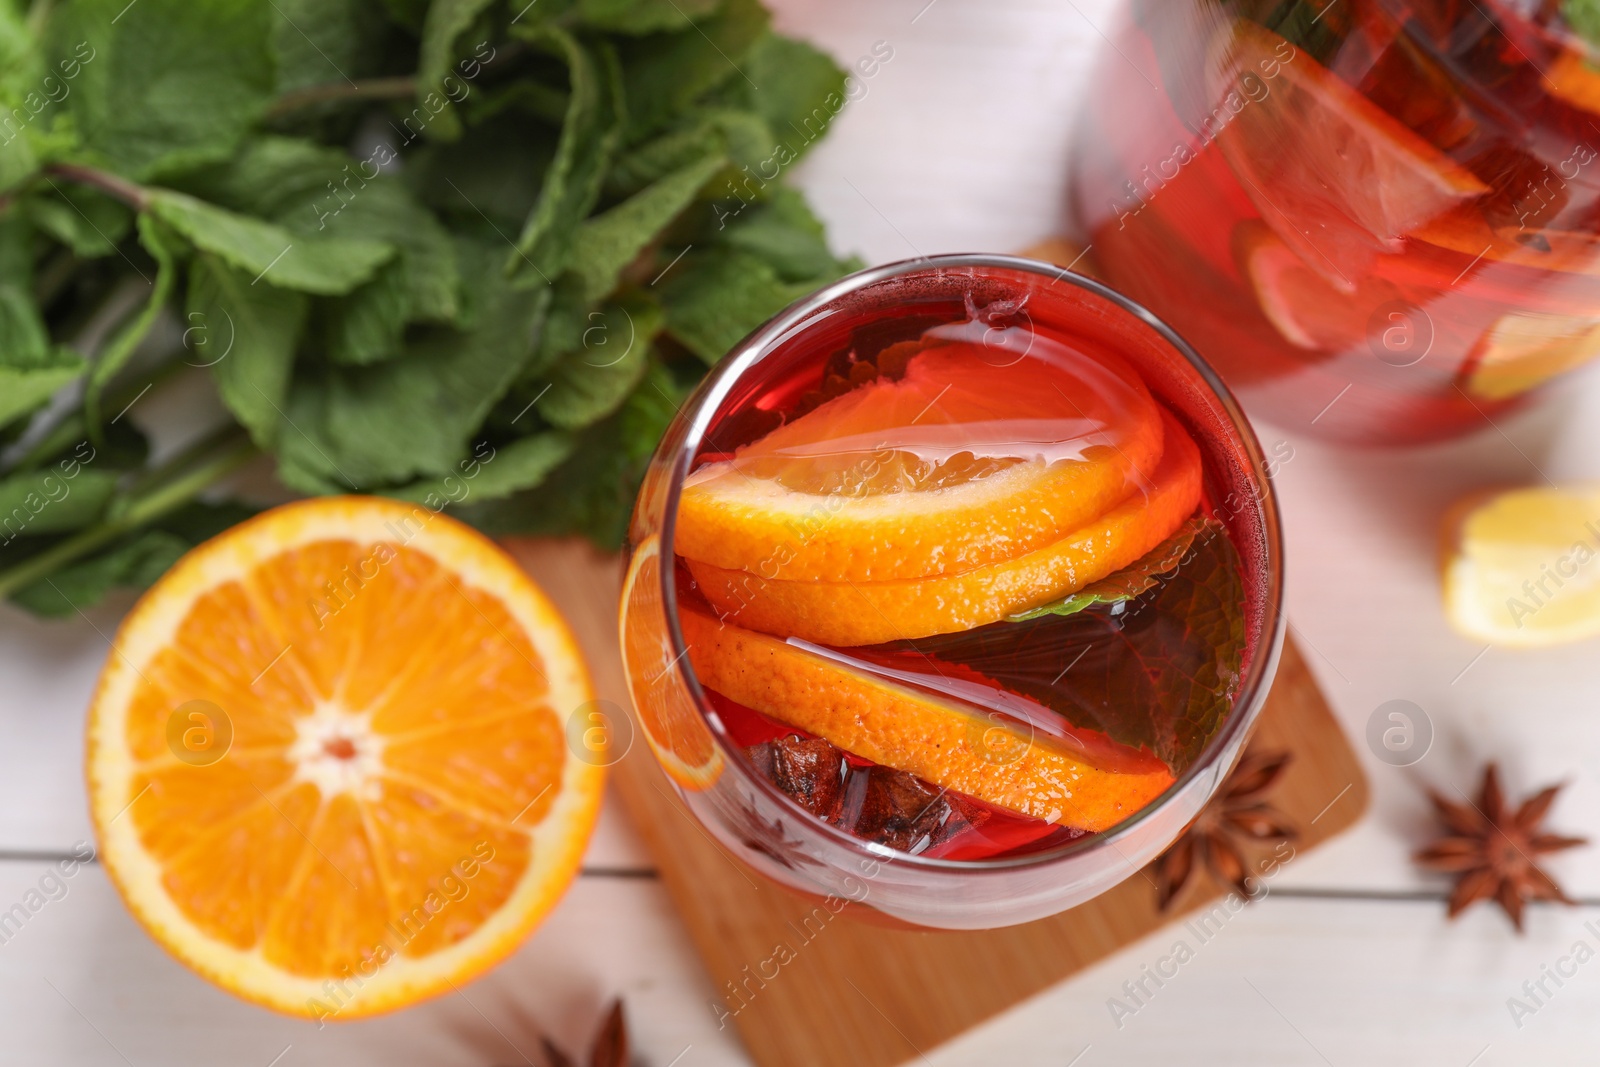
(507, 539), (1370, 1067)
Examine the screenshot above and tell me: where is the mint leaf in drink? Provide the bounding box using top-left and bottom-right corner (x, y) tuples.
(508, 27), (624, 282)
(1007, 515), (1219, 622)
(147, 189), (394, 295)
(189, 253), (310, 449)
(539, 295), (662, 429)
(907, 522), (1248, 773)
(51, 0), (274, 180)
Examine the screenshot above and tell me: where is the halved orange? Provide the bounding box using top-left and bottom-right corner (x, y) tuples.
(688, 409), (1203, 646)
(674, 342), (1164, 582)
(619, 534), (723, 789)
(1211, 20), (1487, 285)
(680, 606), (1174, 830)
(87, 497), (603, 1019)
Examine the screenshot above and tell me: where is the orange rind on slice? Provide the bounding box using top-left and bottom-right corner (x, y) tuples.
(620, 534), (723, 789)
(680, 607), (1175, 831)
(1462, 310), (1600, 400)
(675, 342), (1164, 583)
(87, 497), (603, 1019)
(688, 410), (1203, 646)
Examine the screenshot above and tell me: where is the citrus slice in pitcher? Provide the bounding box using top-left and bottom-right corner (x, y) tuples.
(675, 341), (1164, 583)
(1211, 20), (1487, 285)
(87, 497), (603, 1018)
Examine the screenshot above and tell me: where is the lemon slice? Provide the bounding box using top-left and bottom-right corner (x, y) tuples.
(1443, 486), (1600, 646)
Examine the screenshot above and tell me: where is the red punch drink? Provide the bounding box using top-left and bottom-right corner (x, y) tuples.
(1069, 0), (1600, 443)
(620, 257), (1284, 928)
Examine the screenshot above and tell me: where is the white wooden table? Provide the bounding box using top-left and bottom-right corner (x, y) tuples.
(5, 2), (1600, 1063)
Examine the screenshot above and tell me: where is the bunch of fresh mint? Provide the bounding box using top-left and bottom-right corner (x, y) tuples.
(0, 0), (857, 616)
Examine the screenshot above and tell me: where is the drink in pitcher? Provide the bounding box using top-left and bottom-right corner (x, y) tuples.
(1069, 0), (1600, 443)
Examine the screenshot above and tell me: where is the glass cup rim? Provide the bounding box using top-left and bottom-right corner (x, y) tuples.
(651, 253), (1287, 873)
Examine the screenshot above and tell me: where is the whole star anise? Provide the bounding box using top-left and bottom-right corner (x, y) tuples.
(1152, 748), (1298, 910)
(1414, 763), (1588, 932)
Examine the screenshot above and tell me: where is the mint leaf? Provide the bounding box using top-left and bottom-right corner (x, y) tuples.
(85, 215), (178, 430)
(385, 432), (576, 505)
(276, 239), (549, 488)
(577, 0), (720, 34)
(0, 215), (83, 430)
(0, 466), (118, 539)
(617, 0), (770, 140)
(604, 107), (768, 196)
(460, 360), (681, 547)
(416, 0), (498, 140)
(1007, 515), (1218, 622)
(718, 185), (856, 282)
(539, 295), (662, 428)
(906, 522), (1248, 773)
(658, 245), (810, 363)
(271, 0), (392, 95)
(570, 151), (726, 301)
(8, 497), (253, 616)
(24, 185), (134, 257)
(52, 0), (274, 179)
(10, 530), (188, 616)
(189, 253), (310, 449)
(147, 188), (394, 295)
(507, 27), (624, 282)
(716, 31), (845, 167)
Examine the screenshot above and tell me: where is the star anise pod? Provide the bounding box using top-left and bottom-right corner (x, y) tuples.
(1414, 763), (1587, 932)
(1152, 748), (1297, 910)
(538, 998), (628, 1067)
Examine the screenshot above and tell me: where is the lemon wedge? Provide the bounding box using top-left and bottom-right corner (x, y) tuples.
(1443, 486), (1600, 647)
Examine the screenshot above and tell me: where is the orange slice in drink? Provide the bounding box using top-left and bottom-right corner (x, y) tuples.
(619, 534), (723, 789)
(87, 497), (603, 1018)
(1211, 21), (1487, 286)
(688, 409), (1202, 646)
(675, 342), (1164, 583)
(680, 607), (1174, 831)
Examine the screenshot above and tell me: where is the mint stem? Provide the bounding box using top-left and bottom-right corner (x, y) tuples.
(0, 429), (257, 599)
(266, 76), (418, 118)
